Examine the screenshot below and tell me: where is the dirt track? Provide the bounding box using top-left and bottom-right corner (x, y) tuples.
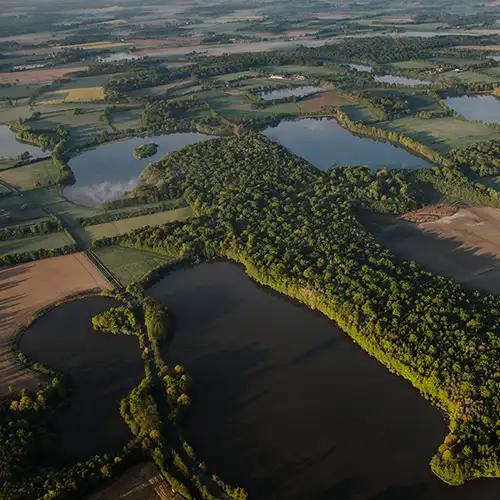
(0, 253), (111, 394)
(364, 206), (500, 295)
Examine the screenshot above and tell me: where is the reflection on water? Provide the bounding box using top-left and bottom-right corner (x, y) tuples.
(263, 118), (431, 170)
(374, 74), (432, 86)
(347, 63), (373, 73)
(64, 133), (215, 206)
(97, 52), (140, 62)
(257, 86), (324, 101)
(0, 126), (46, 159)
(445, 95), (500, 124)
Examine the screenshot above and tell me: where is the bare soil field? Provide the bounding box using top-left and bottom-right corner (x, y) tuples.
(298, 90), (355, 113)
(85, 462), (176, 500)
(363, 207), (500, 295)
(0, 67), (88, 85)
(402, 203), (457, 224)
(458, 45), (500, 51)
(0, 253), (111, 394)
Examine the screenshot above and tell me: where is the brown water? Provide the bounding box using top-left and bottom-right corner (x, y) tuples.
(148, 262), (500, 499)
(19, 296), (144, 462)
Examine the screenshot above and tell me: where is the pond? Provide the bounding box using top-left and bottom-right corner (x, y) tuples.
(257, 86), (324, 101)
(346, 63), (373, 73)
(492, 55), (500, 62)
(263, 118), (431, 170)
(444, 95), (500, 124)
(64, 133), (215, 206)
(374, 74), (432, 86)
(96, 52), (140, 62)
(19, 296), (144, 461)
(148, 262), (500, 500)
(0, 125), (46, 160)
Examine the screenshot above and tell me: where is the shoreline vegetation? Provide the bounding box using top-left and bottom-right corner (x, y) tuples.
(132, 142), (158, 160)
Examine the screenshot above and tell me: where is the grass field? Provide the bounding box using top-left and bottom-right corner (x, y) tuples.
(0, 194), (46, 223)
(81, 207), (193, 242)
(38, 87), (105, 105)
(0, 231), (73, 255)
(109, 105), (144, 130)
(263, 65), (342, 77)
(0, 159), (59, 190)
(0, 253), (111, 394)
(93, 246), (173, 285)
(377, 115), (500, 153)
(443, 70), (500, 85)
(341, 103), (377, 123)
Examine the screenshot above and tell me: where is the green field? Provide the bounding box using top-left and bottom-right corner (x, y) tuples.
(81, 206), (193, 241)
(0, 194), (46, 223)
(109, 106), (144, 130)
(378, 115), (500, 153)
(387, 60), (438, 69)
(341, 103), (377, 123)
(263, 65), (342, 77)
(0, 159), (59, 190)
(431, 56), (487, 68)
(93, 245), (173, 285)
(0, 231), (72, 254)
(443, 70), (500, 85)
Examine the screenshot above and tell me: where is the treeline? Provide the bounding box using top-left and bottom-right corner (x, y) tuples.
(0, 243), (78, 267)
(0, 218), (61, 241)
(446, 139), (500, 177)
(360, 93), (410, 120)
(107, 66), (173, 92)
(95, 134), (500, 486)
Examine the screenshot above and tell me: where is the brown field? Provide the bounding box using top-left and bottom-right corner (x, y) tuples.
(0, 67), (88, 85)
(132, 80), (191, 97)
(130, 37), (201, 46)
(0, 253), (111, 394)
(458, 45), (500, 51)
(59, 41), (130, 50)
(298, 90), (355, 113)
(85, 462), (175, 500)
(364, 207), (500, 295)
(402, 203), (457, 224)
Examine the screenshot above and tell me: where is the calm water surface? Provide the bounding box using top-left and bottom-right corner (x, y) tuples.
(257, 86), (324, 101)
(491, 55), (500, 62)
(347, 63), (373, 72)
(263, 118), (431, 170)
(445, 95), (500, 124)
(97, 52), (140, 62)
(20, 296), (144, 461)
(374, 75), (431, 86)
(0, 125), (46, 159)
(148, 262), (500, 500)
(64, 133), (214, 206)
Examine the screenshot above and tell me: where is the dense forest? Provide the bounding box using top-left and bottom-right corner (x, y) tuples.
(93, 134), (500, 486)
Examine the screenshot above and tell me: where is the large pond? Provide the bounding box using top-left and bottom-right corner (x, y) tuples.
(0, 125), (46, 160)
(445, 95), (500, 124)
(96, 52), (140, 62)
(263, 118), (431, 170)
(19, 296), (144, 461)
(345, 64), (431, 86)
(148, 262), (500, 500)
(257, 86), (324, 101)
(64, 133), (214, 206)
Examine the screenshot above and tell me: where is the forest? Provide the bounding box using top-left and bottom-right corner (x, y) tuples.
(91, 134), (500, 486)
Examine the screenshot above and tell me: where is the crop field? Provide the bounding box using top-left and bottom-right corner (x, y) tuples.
(0, 231), (73, 255)
(0, 253), (111, 394)
(0, 85), (36, 100)
(0, 67), (88, 85)
(431, 56), (486, 68)
(364, 207), (500, 297)
(443, 70), (500, 85)
(0, 159), (58, 190)
(0, 100), (36, 123)
(38, 87), (106, 105)
(84, 462), (173, 500)
(93, 246), (173, 285)
(298, 90), (355, 113)
(377, 115), (500, 153)
(341, 103), (377, 123)
(0, 194), (46, 224)
(81, 207), (193, 242)
(109, 105), (144, 130)
(59, 41), (131, 50)
(130, 80), (193, 98)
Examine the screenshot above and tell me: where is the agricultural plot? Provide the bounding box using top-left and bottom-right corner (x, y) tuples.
(0, 85), (36, 100)
(0, 67), (88, 85)
(0, 159), (59, 190)
(0, 194), (46, 224)
(430, 56), (486, 68)
(443, 70), (500, 85)
(341, 103), (377, 123)
(80, 207), (193, 242)
(38, 87), (105, 105)
(109, 105), (144, 130)
(0, 100), (35, 124)
(298, 90), (355, 113)
(0, 253), (111, 394)
(0, 231), (73, 255)
(84, 462), (173, 500)
(93, 245), (173, 285)
(263, 65), (342, 77)
(377, 115), (500, 153)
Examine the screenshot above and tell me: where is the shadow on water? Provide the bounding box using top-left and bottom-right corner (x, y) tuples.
(148, 261), (500, 500)
(19, 296), (144, 463)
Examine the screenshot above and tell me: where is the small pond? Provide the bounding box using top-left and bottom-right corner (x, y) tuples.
(374, 74), (432, 86)
(0, 125), (46, 160)
(97, 52), (140, 62)
(148, 261), (500, 500)
(444, 95), (500, 124)
(257, 86), (324, 101)
(346, 63), (373, 73)
(491, 55), (500, 62)
(19, 296), (144, 461)
(263, 118), (431, 170)
(64, 133), (215, 206)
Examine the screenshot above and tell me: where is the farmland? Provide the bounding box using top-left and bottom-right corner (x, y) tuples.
(0, 67), (88, 85)
(0, 231), (72, 255)
(0, 253), (111, 394)
(0, 158), (58, 190)
(38, 86), (106, 105)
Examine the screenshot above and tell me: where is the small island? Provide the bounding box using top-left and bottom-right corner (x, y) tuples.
(132, 142), (158, 159)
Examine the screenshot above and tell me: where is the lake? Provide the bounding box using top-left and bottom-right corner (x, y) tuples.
(0, 125), (46, 160)
(445, 95), (500, 124)
(374, 74), (432, 86)
(64, 133), (214, 206)
(263, 118), (431, 170)
(257, 86), (324, 101)
(492, 55), (500, 62)
(148, 261), (500, 500)
(346, 63), (373, 73)
(97, 52), (140, 62)
(19, 296), (144, 461)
